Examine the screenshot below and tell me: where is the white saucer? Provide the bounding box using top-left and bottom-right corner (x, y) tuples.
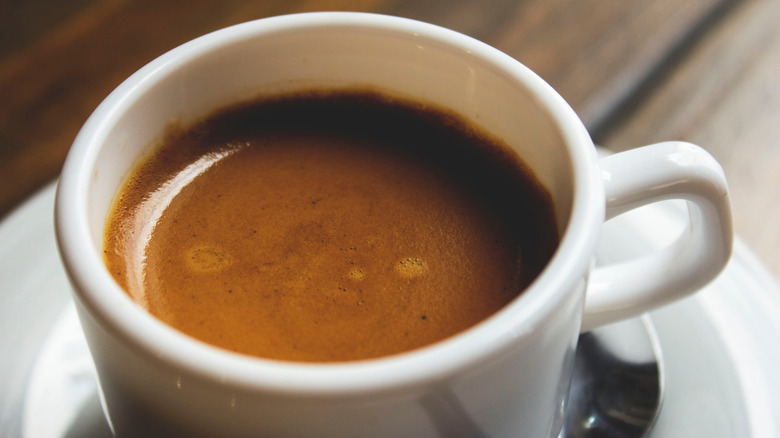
(2, 183), (779, 437)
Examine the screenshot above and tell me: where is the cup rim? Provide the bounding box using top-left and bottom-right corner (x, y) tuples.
(55, 11), (603, 396)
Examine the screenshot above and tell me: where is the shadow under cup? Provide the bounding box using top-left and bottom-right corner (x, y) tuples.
(57, 13), (602, 438)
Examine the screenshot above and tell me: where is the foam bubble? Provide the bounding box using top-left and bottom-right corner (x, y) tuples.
(348, 267), (366, 280)
(395, 257), (427, 278)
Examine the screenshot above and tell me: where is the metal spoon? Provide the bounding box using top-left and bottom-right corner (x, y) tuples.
(559, 315), (664, 438)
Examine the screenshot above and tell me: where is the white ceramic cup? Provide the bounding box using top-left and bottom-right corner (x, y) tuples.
(55, 12), (733, 438)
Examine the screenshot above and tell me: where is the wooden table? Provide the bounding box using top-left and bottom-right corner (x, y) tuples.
(2, 0), (778, 282)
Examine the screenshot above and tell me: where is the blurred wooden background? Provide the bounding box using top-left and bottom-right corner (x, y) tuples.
(1, 0), (778, 280)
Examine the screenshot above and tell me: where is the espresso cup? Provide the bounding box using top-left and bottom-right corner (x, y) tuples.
(55, 12), (732, 438)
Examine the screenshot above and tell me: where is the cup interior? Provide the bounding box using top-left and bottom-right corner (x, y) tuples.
(60, 13), (601, 388)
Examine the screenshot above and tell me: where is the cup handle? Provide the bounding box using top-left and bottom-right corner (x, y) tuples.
(581, 141), (733, 332)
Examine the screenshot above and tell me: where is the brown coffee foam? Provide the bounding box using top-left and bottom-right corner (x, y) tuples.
(103, 90), (558, 362)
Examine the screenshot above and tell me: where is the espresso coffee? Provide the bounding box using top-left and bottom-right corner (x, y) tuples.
(103, 90), (558, 362)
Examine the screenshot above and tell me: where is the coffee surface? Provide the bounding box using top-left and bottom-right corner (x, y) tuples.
(104, 90), (558, 362)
